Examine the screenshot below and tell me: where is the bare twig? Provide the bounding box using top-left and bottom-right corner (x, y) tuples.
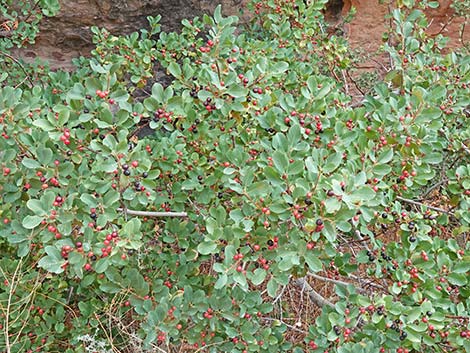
(341, 69), (349, 95)
(348, 274), (388, 292)
(429, 15), (455, 37)
(461, 142), (470, 156)
(344, 69), (365, 96)
(4, 260), (22, 353)
(396, 196), (454, 216)
(117, 208), (187, 218)
(93, 313), (122, 353)
(0, 51), (34, 87)
(0, 30), (13, 37)
(273, 276), (291, 305)
(419, 178), (448, 200)
(354, 230), (372, 254)
(293, 277), (334, 308)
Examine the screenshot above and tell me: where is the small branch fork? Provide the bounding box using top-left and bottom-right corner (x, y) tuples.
(293, 277), (334, 309)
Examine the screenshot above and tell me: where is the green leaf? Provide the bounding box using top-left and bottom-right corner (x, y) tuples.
(197, 241), (217, 255)
(37, 147), (53, 165)
(447, 273), (467, 286)
(423, 152), (442, 165)
(267, 278), (279, 297)
(90, 60), (107, 74)
(22, 215), (43, 229)
(233, 272), (247, 288)
(151, 83), (164, 103)
(80, 194), (98, 208)
(213, 4), (223, 23)
(33, 119), (55, 131)
(168, 62), (182, 78)
(373, 163), (392, 176)
(271, 61), (289, 75)
(246, 181), (269, 197)
(325, 198), (341, 214)
(287, 124), (301, 147)
(416, 107), (441, 123)
(38, 246), (65, 274)
(214, 273), (228, 289)
(21, 158), (41, 169)
(377, 148), (393, 164)
(251, 268), (266, 286)
(127, 268), (149, 296)
(68, 83), (85, 100)
(453, 261), (470, 273)
(272, 150), (289, 173)
(94, 258), (109, 274)
(323, 153), (342, 174)
(226, 85), (248, 98)
(38, 255), (65, 274)
(27, 199), (47, 216)
(349, 187), (376, 203)
(305, 253), (323, 272)
(103, 190), (120, 207)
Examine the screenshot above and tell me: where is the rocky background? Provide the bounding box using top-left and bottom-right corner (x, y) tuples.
(14, 0), (470, 70)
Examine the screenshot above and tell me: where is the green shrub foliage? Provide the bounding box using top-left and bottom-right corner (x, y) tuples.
(1, 0), (470, 352)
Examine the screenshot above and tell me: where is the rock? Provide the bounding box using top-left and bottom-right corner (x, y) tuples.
(14, 0), (470, 70)
(16, 0), (249, 70)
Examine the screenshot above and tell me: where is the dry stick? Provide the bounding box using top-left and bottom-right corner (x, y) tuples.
(293, 277), (334, 309)
(396, 196), (455, 216)
(117, 208), (187, 218)
(4, 260), (22, 353)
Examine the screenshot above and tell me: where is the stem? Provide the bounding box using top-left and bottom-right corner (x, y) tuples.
(396, 196), (455, 216)
(0, 51), (34, 88)
(117, 208), (187, 217)
(308, 272), (368, 294)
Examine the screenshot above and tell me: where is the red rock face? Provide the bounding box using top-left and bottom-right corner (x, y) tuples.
(14, 0), (469, 70)
(343, 0), (469, 51)
(16, 0), (250, 69)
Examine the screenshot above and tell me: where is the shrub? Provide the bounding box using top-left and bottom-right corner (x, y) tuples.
(1, 0), (469, 352)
